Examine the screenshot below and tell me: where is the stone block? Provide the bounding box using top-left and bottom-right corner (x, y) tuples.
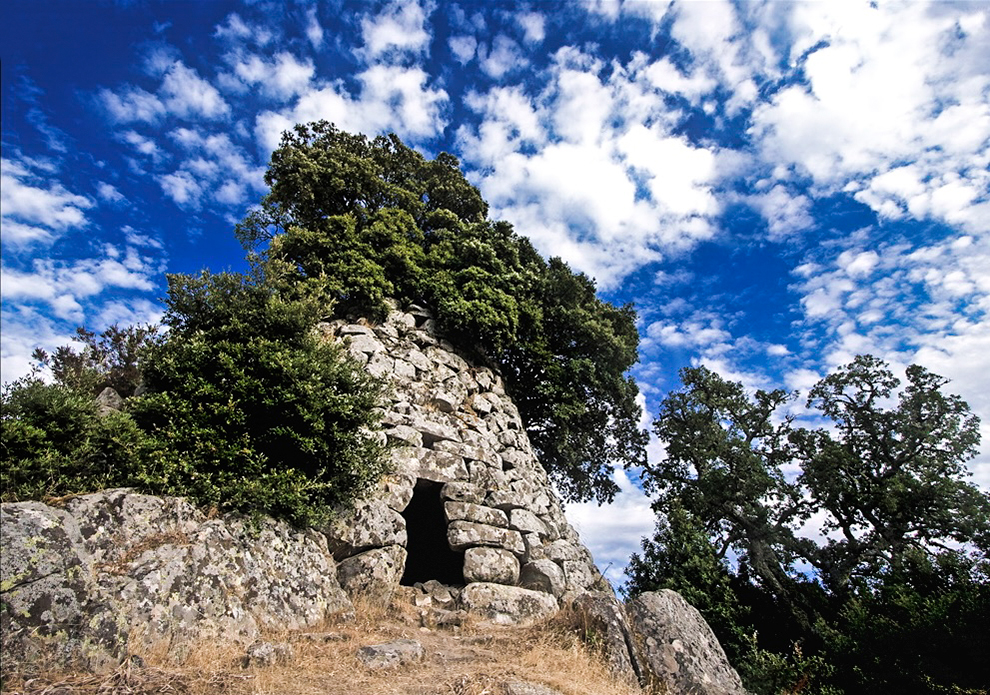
(337, 546), (406, 603)
(460, 583), (558, 625)
(444, 501), (508, 527)
(463, 547), (520, 585)
(447, 520), (524, 555)
(519, 560), (565, 597)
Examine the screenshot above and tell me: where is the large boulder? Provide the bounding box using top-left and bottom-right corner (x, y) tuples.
(567, 592), (644, 688)
(626, 589), (747, 695)
(460, 583), (558, 625)
(1, 490), (353, 673)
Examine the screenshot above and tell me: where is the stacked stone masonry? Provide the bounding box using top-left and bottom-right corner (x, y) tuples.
(320, 303), (609, 615)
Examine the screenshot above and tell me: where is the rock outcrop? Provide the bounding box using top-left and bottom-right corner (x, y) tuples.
(627, 590), (748, 695)
(0, 490), (352, 672)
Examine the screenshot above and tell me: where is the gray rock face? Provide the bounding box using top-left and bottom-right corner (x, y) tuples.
(567, 592), (644, 688)
(337, 546), (407, 602)
(627, 590), (747, 695)
(356, 639), (424, 669)
(463, 547), (520, 585)
(460, 583), (559, 625)
(1, 490), (353, 672)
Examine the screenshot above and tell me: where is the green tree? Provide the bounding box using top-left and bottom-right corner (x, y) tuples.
(131, 270), (389, 527)
(31, 324), (160, 397)
(237, 121), (646, 502)
(632, 356), (990, 693)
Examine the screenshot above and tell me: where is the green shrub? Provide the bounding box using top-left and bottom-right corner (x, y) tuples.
(131, 270), (389, 527)
(1, 378), (146, 501)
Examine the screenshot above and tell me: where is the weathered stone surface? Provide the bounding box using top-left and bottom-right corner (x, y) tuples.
(441, 481), (486, 505)
(519, 560), (566, 598)
(444, 501), (508, 527)
(243, 640), (293, 667)
(567, 592), (644, 688)
(1, 490), (353, 673)
(460, 583), (558, 625)
(562, 559), (605, 593)
(385, 424), (423, 448)
(627, 590), (747, 695)
(392, 447), (468, 483)
(433, 439), (502, 466)
(504, 680), (565, 695)
(447, 520), (525, 555)
(94, 387), (124, 416)
(508, 509), (549, 537)
(356, 639), (424, 669)
(323, 500), (406, 559)
(463, 547), (520, 585)
(337, 546), (406, 602)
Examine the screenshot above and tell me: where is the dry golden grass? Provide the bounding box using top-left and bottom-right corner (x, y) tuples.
(1, 596), (645, 695)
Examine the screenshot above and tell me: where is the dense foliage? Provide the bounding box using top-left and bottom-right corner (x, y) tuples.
(1, 377), (147, 501)
(2, 273), (388, 528)
(237, 121), (646, 502)
(131, 271), (389, 526)
(627, 356), (990, 694)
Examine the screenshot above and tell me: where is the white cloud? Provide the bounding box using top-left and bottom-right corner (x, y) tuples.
(0, 157), (93, 246)
(449, 35), (477, 64)
(160, 61), (229, 120)
(565, 467), (656, 588)
(255, 65), (448, 154)
(223, 52), (314, 101)
(160, 128), (266, 209)
(213, 12), (273, 46)
(360, 0), (432, 58)
(517, 12), (545, 44)
(750, 2), (990, 234)
(1, 247), (160, 322)
(99, 86), (166, 124)
(304, 7), (324, 49)
(96, 182), (125, 204)
(458, 49), (723, 287)
(744, 184), (814, 239)
(480, 36), (525, 80)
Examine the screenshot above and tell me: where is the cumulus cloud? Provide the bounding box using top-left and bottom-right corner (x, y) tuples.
(750, 2), (990, 234)
(221, 52), (315, 101)
(159, 128), (265, 209)
(458, 48), (723, 287)
(1, 157), (93, 246)
(359, 0), (432, 59)
(255, 65), (448, 153)
(565, 467), (656, 589)
(1, 246), (161, 322)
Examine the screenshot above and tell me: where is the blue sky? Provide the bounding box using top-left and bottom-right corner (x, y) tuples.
(3, 0), (989, 587)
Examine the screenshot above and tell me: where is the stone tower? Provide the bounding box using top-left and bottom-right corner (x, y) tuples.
(322, 302), (608, 623)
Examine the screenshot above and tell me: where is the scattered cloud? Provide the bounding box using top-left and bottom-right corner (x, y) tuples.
(359, 0), (433, 59)
(1, 156), (93, 247)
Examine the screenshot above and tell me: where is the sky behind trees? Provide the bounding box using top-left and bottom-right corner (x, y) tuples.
(3, 0), (988, 584)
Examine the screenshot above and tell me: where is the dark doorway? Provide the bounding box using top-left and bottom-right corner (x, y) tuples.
(400, 479), (464, 585)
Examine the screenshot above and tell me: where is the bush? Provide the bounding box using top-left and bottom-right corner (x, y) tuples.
(1, 378), (146, 501)
(131, 271), (390, 527)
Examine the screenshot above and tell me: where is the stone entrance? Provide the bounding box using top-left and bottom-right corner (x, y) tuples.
(400, 479), (464, 586)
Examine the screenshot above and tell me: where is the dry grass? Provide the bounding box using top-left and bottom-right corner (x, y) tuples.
(1, 597), (644, 695)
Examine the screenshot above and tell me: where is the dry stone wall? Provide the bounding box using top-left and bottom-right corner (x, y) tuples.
(321, 302), (609, 621)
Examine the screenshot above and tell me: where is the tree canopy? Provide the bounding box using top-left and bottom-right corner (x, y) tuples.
(237, 121), (647, 503)
(628, 355), (990, 693)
